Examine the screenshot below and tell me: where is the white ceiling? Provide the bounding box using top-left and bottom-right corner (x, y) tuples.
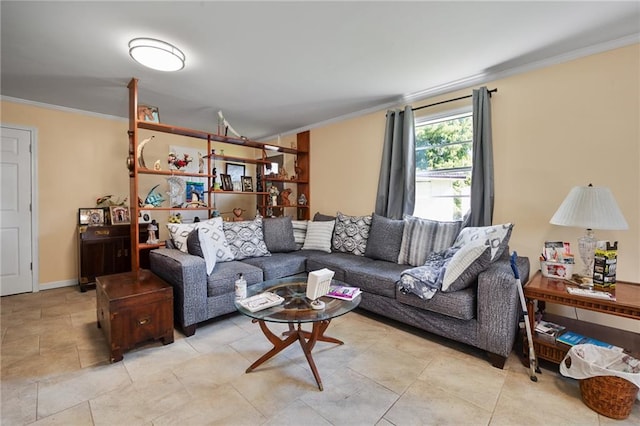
(2, 1), (639, 140)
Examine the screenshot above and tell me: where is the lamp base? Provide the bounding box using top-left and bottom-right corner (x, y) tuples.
(578, 229), (597, 278)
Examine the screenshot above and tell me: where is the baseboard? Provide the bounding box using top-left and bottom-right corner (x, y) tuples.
(39, 279), (78, 291)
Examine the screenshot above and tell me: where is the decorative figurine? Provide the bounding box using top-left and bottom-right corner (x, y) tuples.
(268, 185), (280, 207)
(153, 160), (162, 171)
(136, 135), (155, 168)
(232, 208), (245, 221)
(298, 193), (307, 206)
(146, 220), (159, 244)
(281, 188), (293, 206)
(144, 184), (165, 207)
(168, 213), (182, 223)
(198, 152), (205, 173)
(167, 152), (192, 170)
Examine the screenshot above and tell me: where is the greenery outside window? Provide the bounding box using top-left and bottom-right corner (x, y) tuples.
(414, 109), (472, 221)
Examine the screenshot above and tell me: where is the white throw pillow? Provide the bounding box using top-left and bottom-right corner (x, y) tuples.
(166, 217), (234, 262)
(453, 223), (513, 261)
(302, 220), (335, 253)
(291, 220), (308, 250)
(197, 228), (217, 275)
(441, 243), (491, 292)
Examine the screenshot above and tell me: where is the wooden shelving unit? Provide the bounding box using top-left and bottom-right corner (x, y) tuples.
(127, 78), (311, 271)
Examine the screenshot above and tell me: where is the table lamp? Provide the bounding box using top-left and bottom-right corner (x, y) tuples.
(549, 184), (628, 277)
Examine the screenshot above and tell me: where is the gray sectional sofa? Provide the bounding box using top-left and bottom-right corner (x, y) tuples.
(150, 213), (530, 369)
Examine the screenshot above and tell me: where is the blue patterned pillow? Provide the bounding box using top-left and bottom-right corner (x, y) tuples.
(223, 217), (271, 260)
(332, 212), (372, 256)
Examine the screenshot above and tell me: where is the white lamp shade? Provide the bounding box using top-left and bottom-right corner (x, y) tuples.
(550, 185), (628, 230)
(129, 38), (185, 72)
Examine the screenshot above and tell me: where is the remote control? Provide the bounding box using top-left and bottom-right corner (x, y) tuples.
(566, 287), (615, 300)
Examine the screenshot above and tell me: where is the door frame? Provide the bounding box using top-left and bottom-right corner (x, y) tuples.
(1, 123), (39, 293)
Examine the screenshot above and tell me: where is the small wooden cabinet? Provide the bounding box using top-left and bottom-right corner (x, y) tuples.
(96, 270), (174, 362)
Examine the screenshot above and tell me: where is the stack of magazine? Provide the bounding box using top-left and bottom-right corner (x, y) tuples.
(326, 285), (361, 301)
(535, 320), (566, 343)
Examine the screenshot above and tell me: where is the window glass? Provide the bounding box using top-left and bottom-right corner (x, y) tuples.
(414, 111), (472, 221)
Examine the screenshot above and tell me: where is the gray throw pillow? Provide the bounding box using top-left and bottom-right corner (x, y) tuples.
(263, 217), (296, 253)
(223, 217), (271, 260)
(313, 212), (336, 222)
(364, 213), (405, 262)
(186, 229), (204, 258)
(397, 215), (462, 266)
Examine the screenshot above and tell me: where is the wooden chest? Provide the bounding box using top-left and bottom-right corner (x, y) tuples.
(96, 269), (174, 362)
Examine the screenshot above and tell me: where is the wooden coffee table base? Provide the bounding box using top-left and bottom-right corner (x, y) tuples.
(246, 319), (342, 391)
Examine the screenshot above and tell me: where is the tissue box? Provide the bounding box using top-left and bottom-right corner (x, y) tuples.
(540, 261), (573, 279)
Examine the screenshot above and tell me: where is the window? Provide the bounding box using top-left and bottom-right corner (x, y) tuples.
(414, 110), (472, 221)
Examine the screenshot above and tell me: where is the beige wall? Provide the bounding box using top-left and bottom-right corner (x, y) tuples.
(1, 44), (638, 318)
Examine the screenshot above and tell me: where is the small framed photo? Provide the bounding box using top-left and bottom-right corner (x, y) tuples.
(109, 206), (131, 225)
(220, 174), (234, 191)
(137, 104), (160, 123)
(241, 176), (253, 192)
(79, 208), (105, 226)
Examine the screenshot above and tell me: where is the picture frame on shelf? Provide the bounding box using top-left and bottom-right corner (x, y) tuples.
(225, 163), (245, 184)
(220, 174), (234, 191)
(109, 206), (131, 225)
(137, 104), (160, 123)
(79, 208), (105, 226)
(242, 176), (253, 192)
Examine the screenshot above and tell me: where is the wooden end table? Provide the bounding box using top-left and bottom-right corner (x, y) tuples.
(97, 269), (174, 362)
(523, 271), (640, 365)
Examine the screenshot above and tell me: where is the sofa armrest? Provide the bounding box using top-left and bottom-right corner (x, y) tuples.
(149, 248), (208, 329)
(476, 256), (530, 358)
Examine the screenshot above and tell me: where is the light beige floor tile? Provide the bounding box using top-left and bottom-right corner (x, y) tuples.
(184, 316), (251, 353)
(122, 338), (200, 381)
(419, 351), (507, 411)
(0, 379), (38, 425)
(0, 333), (39, 357)
(37, 362), (131, 418)
(33, 402), (94, 425)
(153, 383), (266, 425)
(384, 378), (492, 426)
(263, 399), (332, 426)
(90, 373), (191, 426)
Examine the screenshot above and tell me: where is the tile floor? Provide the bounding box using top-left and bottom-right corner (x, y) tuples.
(1, 286), (638, 425)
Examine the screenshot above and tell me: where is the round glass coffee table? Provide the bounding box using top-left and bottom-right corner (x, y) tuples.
(235, 274), (361, 391)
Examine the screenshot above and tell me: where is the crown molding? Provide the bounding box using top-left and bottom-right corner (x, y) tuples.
(1, 96), (126, 122)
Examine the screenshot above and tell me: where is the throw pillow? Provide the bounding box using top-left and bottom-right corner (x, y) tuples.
(262, 217), (296, 253)
(313, 212), (336, 222)
(167, 217), (235, 262)
(397, 215), (462, 266)
(453, 223), (513, 261)
(302, 220), (335, 253)
(223, 217), (271, 260)
(166, 222), (198, 253)
(187, 228), (216, 275)
(332, 212), (372, 256)
(291, 220), (308, 250)
(364, 213), (405, 262)
(441, 243), (491, 292)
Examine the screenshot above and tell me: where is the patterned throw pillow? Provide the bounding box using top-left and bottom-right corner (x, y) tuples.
(441, 243), (491, 292)
(167, 217), (234, 262)
(453, 223), (513, 261)
(302, 220), (335, 253)
(291, 220), (308, 250)
(223, 217), (271, 260)
(332, 212), (372, 256)
(397, 215), (462, 266)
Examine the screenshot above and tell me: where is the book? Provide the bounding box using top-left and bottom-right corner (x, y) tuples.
(535, 320), (566, 343)
(556, 330), (622, 351)
(237, 292), (284, 313)
(326, 285), (362, 301)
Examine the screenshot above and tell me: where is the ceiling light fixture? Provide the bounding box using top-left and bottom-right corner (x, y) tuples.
(128, 38), (185, 72)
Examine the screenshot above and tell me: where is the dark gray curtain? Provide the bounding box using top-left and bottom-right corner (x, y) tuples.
(468, 87), (494, 227)
(375, 106), (415, 219)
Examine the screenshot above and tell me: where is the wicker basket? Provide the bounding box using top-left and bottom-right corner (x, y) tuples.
(579, 375), (639, 419)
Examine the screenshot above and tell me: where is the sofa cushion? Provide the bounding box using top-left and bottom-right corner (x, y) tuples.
(305, 252), (374, 283)
(332, 212), (372, 256)
(453, 223), (513, 261)
(345, 261), (406, 298)
(441, 244), (491, 292)
(313, 212), (336, 222)
(241, 252), (308, 281)
(398, 215), (462, 266)
(395, 285), (476, 321)
(302, 220), (335, 253)
(223, 217), (271, 260)
(291, 220), (308, 250)
(263, 216), (296, 253)
(364, 213), (405, 262)
(206, 261), (263, 297)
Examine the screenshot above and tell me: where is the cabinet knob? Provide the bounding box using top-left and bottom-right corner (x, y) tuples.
(137, 317), (151, 326)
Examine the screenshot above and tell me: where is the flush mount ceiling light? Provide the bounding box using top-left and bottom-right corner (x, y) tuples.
(128, 38), (185, 72)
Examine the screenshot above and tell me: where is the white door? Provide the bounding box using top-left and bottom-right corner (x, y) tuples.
(1, 126), (34, 295)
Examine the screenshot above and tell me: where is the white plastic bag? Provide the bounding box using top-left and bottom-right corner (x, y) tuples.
(560, 344), (640, 393)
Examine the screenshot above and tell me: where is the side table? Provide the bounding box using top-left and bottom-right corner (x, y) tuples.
(523, 271), (640, 365)
(97, 269), (174, 362)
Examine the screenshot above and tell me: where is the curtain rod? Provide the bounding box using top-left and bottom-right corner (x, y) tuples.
(412, 88), (498, 112)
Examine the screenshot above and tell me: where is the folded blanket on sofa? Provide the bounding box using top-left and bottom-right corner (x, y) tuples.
(398, 248), (457, 300)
